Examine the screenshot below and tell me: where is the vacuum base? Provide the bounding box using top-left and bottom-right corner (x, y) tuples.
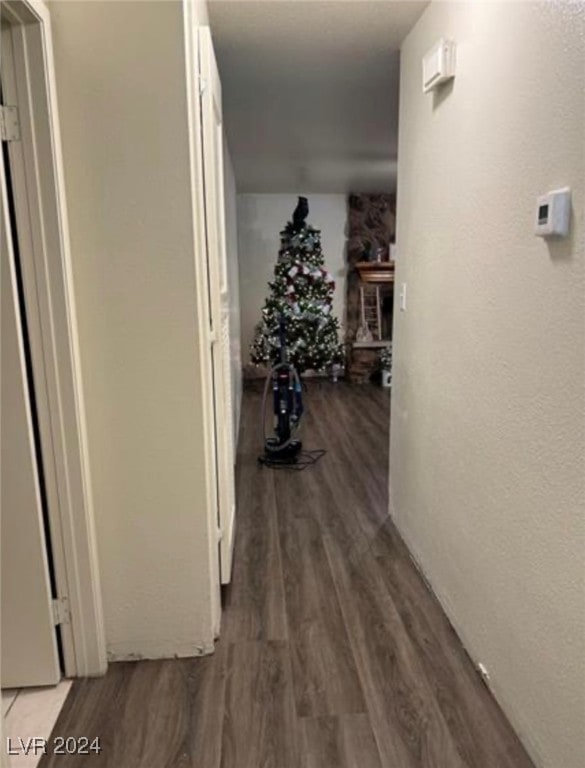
(261, 438), (303, 464)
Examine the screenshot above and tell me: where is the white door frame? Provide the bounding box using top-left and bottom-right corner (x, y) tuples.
(199, 26), (237, 585)
(0, 0), (106, 677)
(182, 1), (222, 637)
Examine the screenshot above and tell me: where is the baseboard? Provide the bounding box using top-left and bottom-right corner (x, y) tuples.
(106, 638), (216, 663)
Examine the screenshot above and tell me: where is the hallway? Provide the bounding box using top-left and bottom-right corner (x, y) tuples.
(40, 383), (534, 768)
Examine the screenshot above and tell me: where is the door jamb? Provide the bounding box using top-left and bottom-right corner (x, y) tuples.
(182, 3), (222, 638)
(0, 0), (107, 677)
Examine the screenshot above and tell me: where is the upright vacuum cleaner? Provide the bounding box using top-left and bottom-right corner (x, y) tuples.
(258, 315), (324, 470)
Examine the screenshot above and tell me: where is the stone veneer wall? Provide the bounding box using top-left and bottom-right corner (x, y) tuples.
(346, 194), (396, 383)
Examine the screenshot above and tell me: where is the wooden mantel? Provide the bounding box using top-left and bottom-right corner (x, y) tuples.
(355, 261), (395, 284)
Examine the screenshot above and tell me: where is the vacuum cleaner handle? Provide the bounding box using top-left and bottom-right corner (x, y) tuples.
(279, 313), (287, 364)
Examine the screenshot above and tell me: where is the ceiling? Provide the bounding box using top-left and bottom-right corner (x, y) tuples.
(208, 0), (429, 193)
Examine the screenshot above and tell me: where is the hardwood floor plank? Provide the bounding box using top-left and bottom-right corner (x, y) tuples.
(221, 641), (299, 768)
(178, 645), (228, 768)
(39, 652), (227, 768)
(327, 396), (388, 510)
(222, 460), (288, 642)
(301, 459), (372, 563)
(108, 660), (190, 768)
(307, 384), (389, 541)
(275, 500), (366, 717)
(301, 714), (383, 768)
(39, 662), (131, 767)
(305, 429), (378, 543)
(323, 534), (467, 768)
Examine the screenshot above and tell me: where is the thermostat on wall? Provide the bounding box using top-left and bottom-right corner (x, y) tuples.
(422, 38), (456, 93)
(535, 187), (571, 237)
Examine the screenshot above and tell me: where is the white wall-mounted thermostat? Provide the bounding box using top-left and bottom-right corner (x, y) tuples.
(534, 187), (571, 238)
(422, 38), (456, 93)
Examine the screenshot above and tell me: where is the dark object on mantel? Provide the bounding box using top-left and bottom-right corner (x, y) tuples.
(291, 196), (309, 232)
(355, 261), (395, 284)
(362, 243), (389, 262)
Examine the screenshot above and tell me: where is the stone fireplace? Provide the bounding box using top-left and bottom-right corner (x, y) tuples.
(345, 194), (396, 384)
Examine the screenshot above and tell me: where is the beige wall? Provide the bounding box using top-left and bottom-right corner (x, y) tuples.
(237, 193), (347, 366)
(49, 1), (218, 659)
(391, 4), (585, 767)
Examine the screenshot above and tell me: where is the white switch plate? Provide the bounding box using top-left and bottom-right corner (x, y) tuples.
(399, 283), (407, 311)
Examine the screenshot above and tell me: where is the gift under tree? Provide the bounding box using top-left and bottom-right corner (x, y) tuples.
(250, 197), (344, 374)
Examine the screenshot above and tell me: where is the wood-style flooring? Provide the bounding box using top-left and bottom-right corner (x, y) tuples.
(40, 382), (535, 768)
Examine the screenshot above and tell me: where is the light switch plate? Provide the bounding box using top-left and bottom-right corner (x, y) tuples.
(399, 283), (407, 311)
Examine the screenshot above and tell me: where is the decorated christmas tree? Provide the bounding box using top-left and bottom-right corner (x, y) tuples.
(250, 197), (344, 374)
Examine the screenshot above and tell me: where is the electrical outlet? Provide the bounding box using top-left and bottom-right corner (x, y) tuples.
(478, 662), (490, 684)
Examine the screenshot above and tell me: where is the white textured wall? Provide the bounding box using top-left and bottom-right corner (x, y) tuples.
(391, 4), (585, 768)
(50, 0), (218, 659)
(224, 137), (242, 443)
(237, 194), (347, 365)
